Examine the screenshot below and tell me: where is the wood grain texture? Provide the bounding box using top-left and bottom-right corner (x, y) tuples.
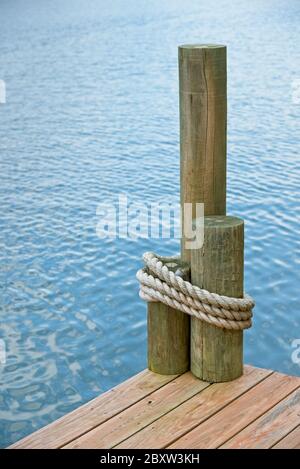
(147, 258), (190, 375)
(272, 426), (300, 449)
(9, 369), (177, 449)
(191, 216), (244, 382)
(169, 372), (300, 449)
(63, 372), (210, 449)
(222, 388), (300, 449)
(147, 303), (190, 375)
(116, 365), (271, 449)
(179, 44), (227, 263)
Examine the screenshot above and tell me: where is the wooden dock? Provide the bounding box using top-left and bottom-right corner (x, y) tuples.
(10, 365), (300, 449)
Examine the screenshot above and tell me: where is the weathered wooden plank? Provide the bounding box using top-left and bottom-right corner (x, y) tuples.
(272, 426), (300, 449)
(10, 369), (177, 449)
(116, 365), (271, 449)
(169, 372), (300, 449)
(63, 372), (210, 449)
(222, 389), (300, 449)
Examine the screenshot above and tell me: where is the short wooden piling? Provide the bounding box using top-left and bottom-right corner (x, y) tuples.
(191, 215), (244, 382)
(148, 260), (190, 375)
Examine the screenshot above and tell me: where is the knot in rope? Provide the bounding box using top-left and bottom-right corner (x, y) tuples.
(136, 252), (254, 330)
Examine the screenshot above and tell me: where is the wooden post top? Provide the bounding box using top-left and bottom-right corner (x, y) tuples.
(179, 44), (226, 49)
(193, 215), (244, 229)
(178, 44), (226, 63)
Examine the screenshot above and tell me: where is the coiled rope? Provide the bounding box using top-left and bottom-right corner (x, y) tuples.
(136, 252), (254, 330)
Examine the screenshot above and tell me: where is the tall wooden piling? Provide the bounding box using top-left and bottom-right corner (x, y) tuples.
(179, 45), (229, 380)
(148, 44), (228, 375)
(179, 44), (227, 263)
(191, 216), (244, 382)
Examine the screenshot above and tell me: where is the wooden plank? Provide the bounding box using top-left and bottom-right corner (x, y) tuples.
(10, 369), (177, 449)
(222, 389), (300, 449)
(272, 426), (300, 449)
(116, 365), (271, 449)
(64, 372), (210, 449)
(169, 372), (300, 449)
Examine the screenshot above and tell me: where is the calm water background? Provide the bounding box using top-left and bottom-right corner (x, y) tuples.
(0, 0), (300, 447)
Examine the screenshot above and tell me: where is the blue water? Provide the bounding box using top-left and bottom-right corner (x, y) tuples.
(0, 0), (300, 448)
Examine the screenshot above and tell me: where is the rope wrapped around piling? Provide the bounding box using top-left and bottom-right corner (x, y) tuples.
(136, 252), (254, 330)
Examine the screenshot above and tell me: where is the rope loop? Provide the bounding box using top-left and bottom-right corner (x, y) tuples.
(137, 252), (254, 330)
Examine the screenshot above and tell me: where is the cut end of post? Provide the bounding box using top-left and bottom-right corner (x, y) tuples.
(178, 44), (226, 59)
(193, 215), (243, 230)
(179, 44), (226, 49)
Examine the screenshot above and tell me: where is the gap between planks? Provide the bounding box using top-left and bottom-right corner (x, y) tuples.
(272, 425), (300, 449)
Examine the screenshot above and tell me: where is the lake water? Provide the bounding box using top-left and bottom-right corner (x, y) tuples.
(0, 0), (300, 447)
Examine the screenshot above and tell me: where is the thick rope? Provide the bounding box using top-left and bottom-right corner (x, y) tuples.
(136, 252), (254, 330)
